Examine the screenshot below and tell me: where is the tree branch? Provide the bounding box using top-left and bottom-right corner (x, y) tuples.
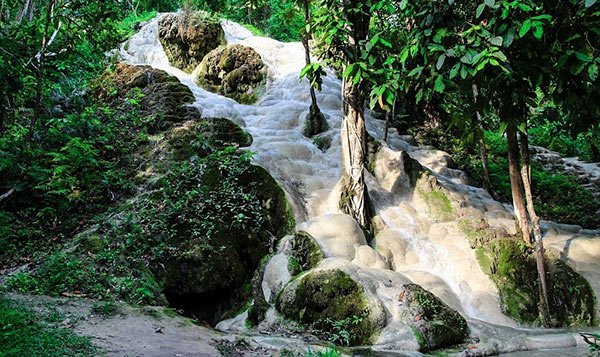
(0, 187), (15, 202)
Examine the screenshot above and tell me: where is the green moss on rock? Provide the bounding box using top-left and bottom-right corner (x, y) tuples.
(276, 269), (379, 346)
(158, 12), (225, 73)
(399, 284), (468, 352)
(303, 105), (329, 138)
(167, 118), (252, 160)
(288, 232), (323, 276)
(196, 44), (266, 104)
(475, 233), (595, 326)
(96, 63), (199, 133)
(458, 218), (508, 249)
(415, 173), (454, 222)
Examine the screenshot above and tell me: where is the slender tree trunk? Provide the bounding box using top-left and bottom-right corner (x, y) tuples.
(383, 99), (395, 142)
(471, 83), (492, 193)
(301, 1), (327, 138)
(506, 120), (531, 244)
(340, 76), (370, 230)
(519, 127), (551, 327)
(15, 0), (30, 24)
(29, 0), (56, 141)
(479, 137), (492, 192)
(0, 107), (4, 135)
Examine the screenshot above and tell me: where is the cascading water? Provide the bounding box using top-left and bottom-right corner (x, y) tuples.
(119, 14), (599, 353)
(119, 12), (514, 323)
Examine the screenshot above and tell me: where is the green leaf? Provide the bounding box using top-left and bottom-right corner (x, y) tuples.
(342, 64), (355, 78)
(460, 66), (468, 79)
(484, 0), (495, 6)
(575, 52), (592, 62)
(503, 30), (515, 47)
(490, 36), (503, 46)
(585, 0), (596, 7)
(434, 76), (445, 93)
(519, 20), (532, 37)
(476, 3), (486, 18)
(415, 88), (424, 102)
(498, 121), (508, 135)
(436, 54), (446, 70)
(450, 63), (460, 79)
(589, 63), (598, 81)
(533, 25), (544, 40)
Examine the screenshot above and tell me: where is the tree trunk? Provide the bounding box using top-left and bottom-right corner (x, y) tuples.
(383, 99), (395, 142)
(519, 128), (551, 327)
(471, 83), (492, 193)
(340, 76), (370, 230)
(301, 1), (327, 138)
(29, 0), (56, 141)
(479, 137), (492, 193)
(506, 120), (531, 244)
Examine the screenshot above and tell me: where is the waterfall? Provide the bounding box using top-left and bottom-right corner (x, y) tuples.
(118, 15), (516, 327)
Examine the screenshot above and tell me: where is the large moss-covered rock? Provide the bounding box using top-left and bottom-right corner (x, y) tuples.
(158, 163), (295, 323)
(398, 284), (468, 352)
(158, 12), (225, 73)
(167, 118), (252, 160)
(276, 269), (381, 346)
(475, 236), (595, 326)
(196, 44), (267, 104)
(96, 63), (199, 132)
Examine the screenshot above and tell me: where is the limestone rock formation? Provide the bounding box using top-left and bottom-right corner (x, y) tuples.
(276, 269), (383, 346)
(158, 12), (225, 73)
(196, 44), (267, 104)
(96, 63), (198, 133)
(398, 283), (469, 352)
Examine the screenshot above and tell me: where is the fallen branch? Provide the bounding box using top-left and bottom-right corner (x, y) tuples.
(0, 187), (15, 202)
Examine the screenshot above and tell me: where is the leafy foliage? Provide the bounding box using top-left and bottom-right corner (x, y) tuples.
(0, 296), (98, 356)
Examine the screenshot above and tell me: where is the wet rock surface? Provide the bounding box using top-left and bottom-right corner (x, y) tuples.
(196, 44), (267, 104)
(158, 12), (225, 73)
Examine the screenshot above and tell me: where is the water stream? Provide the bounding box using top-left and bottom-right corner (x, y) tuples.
(119, 15), (598, 353)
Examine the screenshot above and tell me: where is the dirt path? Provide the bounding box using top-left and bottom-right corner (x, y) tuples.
(5, 293), (326, 357)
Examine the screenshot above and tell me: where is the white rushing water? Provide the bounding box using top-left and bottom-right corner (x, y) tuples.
(119, 15), (600, 353)
(119, 14), (511, 323)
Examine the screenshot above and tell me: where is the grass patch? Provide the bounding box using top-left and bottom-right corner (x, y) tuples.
(0, 296), (98, 356)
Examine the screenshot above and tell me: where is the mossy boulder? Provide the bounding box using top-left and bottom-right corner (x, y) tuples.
(167, 118), (252, 160)
(158, 163), (295, 323)
(303, 105), (329, 138)
(287, 232), (323, 276)
(158, 12), (225, 73)
(398, 283), (468, 352)
(458, 217), (509, 249)
(95, 63), (199, 132)
(196, 44), (267, 104)
(276, 269), (381, 346)
(476, 236), (595, 326)
(415, 172), (455, 222)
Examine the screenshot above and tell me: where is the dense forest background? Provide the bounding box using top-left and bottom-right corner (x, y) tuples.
(1, 0), (598, 268)
(1, 0), (600, 355)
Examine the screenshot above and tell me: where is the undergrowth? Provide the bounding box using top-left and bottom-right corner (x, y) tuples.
(0, 296), (98, 356)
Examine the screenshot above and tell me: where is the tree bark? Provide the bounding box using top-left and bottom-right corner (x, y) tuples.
(300, 1), (327, 138)
(29, 0), (57, 141)
(340, 76), (370, 230)
(519, 127), (551, 327)
(479, 137), (492, 192)
(471, 83), (492, 193)
(338, 1), (372, 231)
(383, 99), (395, 142)
(506, 120), (531, 244)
